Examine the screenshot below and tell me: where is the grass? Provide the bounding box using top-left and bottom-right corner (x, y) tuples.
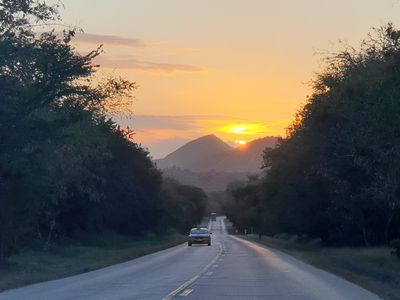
(0, 232), (186, 292)
(241, 234), (400, 300)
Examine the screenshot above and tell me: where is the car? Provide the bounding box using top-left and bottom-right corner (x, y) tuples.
(210, 213), (217, 221)
(188, 227), (211, 246)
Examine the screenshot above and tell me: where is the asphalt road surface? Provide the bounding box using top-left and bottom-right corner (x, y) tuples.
(0, 217), (381, 300)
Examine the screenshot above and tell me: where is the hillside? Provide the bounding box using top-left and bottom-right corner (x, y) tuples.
(155, 135), (279, 191)
(155, 134), (232, 170)
(155, 135), (279, 173)
(194, 136), (279, 172)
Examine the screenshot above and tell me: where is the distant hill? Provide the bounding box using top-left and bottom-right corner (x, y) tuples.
(155, 135), (279, 173)
(161, 167), (251, 192)
(155, 134), (232, 170)
(194, 136), (279, 172)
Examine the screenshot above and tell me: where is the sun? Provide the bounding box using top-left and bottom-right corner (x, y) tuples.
(219, 123), (265, 135)
(235, 140), (248, 145)
(230, 125), (251, 135)
(226, 125), (250, 134)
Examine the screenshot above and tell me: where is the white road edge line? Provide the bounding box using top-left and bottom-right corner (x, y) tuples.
(162, 243), (223, 300)
(179, 289), (193, 297)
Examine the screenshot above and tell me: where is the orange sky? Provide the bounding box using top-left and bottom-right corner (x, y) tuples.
(62, 0), (400, 158)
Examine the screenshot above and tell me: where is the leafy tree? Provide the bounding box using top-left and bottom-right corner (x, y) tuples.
(225, 177), (263, 234)
(224, 24), (400, 246)
(159, 178), (208, 233)
(0, 0), (164, 258)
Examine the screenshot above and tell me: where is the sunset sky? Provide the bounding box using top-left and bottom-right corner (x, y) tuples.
(61, 0), (400, 158)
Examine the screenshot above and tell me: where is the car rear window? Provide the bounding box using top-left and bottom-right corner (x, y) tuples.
(190, 229), (208, 234)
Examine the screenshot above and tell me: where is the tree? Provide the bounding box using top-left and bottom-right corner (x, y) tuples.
(224, 24), (400, 246)
(159, 178), (208, 233)
(0, 0), (163, 258)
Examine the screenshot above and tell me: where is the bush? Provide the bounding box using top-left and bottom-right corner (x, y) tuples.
(390, 239), (400, 258)
(274, 233), (292, 240)
(297, 234), (311, 244)
(308, 238), (323, 247)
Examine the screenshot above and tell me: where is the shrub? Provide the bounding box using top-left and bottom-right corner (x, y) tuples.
(390, 239), (400, 258)
(274, 233), (291, 240)
(297, 234), (311, 244)
(308, 238), (323, 247)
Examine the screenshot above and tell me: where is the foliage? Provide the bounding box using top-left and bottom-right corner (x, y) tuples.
(224, 24), (400, 246)
(158, 178), (208, 233)
(224, 176), (263, 234)
(0, 0), (205, 260)
(390, 239), (400, 258)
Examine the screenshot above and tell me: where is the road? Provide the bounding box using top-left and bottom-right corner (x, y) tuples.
(0, 216), (381, 300)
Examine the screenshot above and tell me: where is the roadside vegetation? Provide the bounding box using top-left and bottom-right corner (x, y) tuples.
(221, 24), (400, 300)
(0, 0), (206, 272)
(0, 232), (186, 292)
(241, 234), (400, 300)
(224, 24), (400, 247)
(223, 218), (399, 300)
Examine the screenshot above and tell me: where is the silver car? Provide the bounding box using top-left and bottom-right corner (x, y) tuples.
(188, 227), (211, 246)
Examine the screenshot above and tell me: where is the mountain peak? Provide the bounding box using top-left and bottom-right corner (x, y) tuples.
(155, 134), (231, 169)
(189, 134), (219, 143)
(155, 135), (280, 172)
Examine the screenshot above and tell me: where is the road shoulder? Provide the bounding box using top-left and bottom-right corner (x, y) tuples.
(0, 233), (186, 293)
(237, 234), (398, 300)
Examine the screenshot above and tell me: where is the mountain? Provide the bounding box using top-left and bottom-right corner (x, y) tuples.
(155, 134), (232, 170)
(155, 135), (279, 173)
(155, 135), (279, 191)
(199, 136), (279, 172)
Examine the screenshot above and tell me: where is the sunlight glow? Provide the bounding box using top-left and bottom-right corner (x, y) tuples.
(235, 140), (247, 145)
(219, 123), (266, 135)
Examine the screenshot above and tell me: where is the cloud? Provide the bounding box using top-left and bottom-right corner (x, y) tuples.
(73, 33), (146, 48)
(94, 56), (203, 73)
(67, 33), (204, 73)
(113, 114), (288, 158)
(113, 114), (208, 158)
(114, 114), (287, 135)
(71, 33), (203, 54)
(114, 114), (236, 131)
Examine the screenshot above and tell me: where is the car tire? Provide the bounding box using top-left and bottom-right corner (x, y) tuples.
(208, 243), (211, 246)
(188, 242), (192, 246)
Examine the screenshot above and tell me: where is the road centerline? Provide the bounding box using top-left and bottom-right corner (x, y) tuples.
(162, 243), (223, 300)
